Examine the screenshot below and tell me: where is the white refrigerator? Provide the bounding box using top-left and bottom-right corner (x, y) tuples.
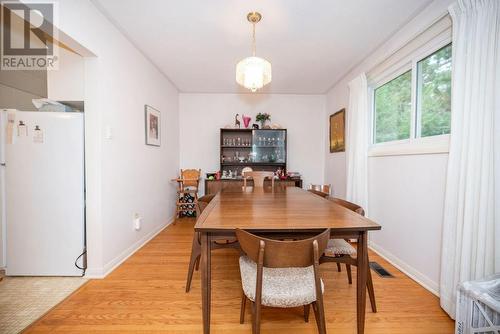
(1, 110), (85, 276)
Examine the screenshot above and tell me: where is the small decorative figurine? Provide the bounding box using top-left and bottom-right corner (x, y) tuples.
(235, 114), (241, 128)
(242, 115), (251, 128)
(252, 123), (259, 129)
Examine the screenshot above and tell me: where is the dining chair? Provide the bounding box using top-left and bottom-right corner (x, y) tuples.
(308, 184), (331, 198)
(172, 169), (201, 218)
(243, 171), (275, 190)
(236, 228), (331, 334)
(185, 194), (240, 292)
(308, 189), (329, 198)
(320, 197), (376, 313)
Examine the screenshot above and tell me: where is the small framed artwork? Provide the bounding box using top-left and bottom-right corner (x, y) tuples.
(145, 105), (161, 146)
(329, 108), (345, 153)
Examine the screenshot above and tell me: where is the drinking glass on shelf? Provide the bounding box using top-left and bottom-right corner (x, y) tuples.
(237, 137), (241, 146)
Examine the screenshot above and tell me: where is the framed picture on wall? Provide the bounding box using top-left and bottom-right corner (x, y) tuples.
(329, 108), (345, 153)
(145, 105), (161, 146)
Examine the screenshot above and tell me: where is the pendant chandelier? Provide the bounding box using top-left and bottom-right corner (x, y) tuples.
(236, 12), (272, 92)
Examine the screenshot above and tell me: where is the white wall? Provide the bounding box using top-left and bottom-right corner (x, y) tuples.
(55, 0), (179, 277)
(47, 46), (84, 101)
(179, 93), (325, 193)
(324, 0), (454, 294)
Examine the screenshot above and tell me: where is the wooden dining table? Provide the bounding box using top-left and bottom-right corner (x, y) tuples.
(194, 186), (381, 334)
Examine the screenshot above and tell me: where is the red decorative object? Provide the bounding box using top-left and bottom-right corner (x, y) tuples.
(242, 115), (252, 128)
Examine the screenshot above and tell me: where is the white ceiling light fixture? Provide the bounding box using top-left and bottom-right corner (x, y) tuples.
(236, 12), (272, 92)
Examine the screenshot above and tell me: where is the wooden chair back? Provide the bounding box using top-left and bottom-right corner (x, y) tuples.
(329, 197), (365, 216)
(308, 189), (329, 198)
(180, 169), (201, 189)
(236, 228), (330, 268)
(196, 194), (215, 216)
(243, 171), (275, 189)
(308, 184), (331, 196)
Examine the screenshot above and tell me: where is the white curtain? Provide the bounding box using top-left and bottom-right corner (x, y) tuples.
(440, 0), (500, 319)
(345, 73), (369, 213)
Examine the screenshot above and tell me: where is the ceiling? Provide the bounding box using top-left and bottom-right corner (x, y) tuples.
(92, 0), (432, 94)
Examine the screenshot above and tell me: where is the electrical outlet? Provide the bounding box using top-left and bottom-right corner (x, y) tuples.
(133, 213), (142, 231)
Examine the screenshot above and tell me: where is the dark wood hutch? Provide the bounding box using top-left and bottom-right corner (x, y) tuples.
(204, 128), (302, 194)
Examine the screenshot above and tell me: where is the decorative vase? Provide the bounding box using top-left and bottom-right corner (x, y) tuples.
(243, 115), (251, 128)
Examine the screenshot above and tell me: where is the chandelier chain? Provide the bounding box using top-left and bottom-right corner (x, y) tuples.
(252, 22), (256, 56)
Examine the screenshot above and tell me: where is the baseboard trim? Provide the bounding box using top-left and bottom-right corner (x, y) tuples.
(368, 240), (440, 297)
(85, 216), (175, 279)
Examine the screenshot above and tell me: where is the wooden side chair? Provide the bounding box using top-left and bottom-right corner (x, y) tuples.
(308, 184), (331, 198)
(308, 189), (329, 198)
(243, 171), (275, 190)
(320, 198), (377, 313)
(236, 228), (330, 334)
(173, 169), (200, 218)
(185, 194), (240, 292)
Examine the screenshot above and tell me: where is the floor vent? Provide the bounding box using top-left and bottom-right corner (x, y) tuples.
(369, 262), (394, 278)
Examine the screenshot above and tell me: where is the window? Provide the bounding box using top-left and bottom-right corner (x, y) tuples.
(372, 44), (452, 145)
(374, 71), (412, 143)
(416, 44), (452, 137)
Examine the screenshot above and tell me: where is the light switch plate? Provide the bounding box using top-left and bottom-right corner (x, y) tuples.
(104, 126), (113, 139)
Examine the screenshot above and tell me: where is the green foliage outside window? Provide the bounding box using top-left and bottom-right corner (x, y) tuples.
(417, 44), (452, 137)
(373, 44), (452, 144)
(374, 71), (412, 143)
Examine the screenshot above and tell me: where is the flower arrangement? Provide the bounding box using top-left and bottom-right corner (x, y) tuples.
(255, 112), (271, 128)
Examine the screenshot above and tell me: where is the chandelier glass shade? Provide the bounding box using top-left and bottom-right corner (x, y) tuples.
(236, 12), (272, 92)
(236, 56), (272, 92)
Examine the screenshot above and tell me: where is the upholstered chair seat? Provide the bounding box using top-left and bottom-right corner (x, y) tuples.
(324, 239), (356, 257)
(239, 255), (324, 308)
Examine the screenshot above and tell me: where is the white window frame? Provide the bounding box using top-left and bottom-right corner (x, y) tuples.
(368, 27), (452, 157)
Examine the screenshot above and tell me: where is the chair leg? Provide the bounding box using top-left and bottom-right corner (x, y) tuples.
(346, 264), (352, 284)
(250, 302), (258, 334)
(311, 301), (326, 334)
(185, 233), (201, 293)
(240, 292), (247, 324)
(312, 302), (320, 329)
(194, 255), (200, 271)
(304, 304), (310, 323)
(367, 262), (377, 313)
(254, 300), (261, 334)
(336, 262), (342, 272)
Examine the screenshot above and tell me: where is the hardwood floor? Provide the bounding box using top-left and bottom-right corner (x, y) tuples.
(25, 219), (454, 333)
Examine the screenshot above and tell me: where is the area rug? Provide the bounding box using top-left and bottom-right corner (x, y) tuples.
(0, 276), (87, 334)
